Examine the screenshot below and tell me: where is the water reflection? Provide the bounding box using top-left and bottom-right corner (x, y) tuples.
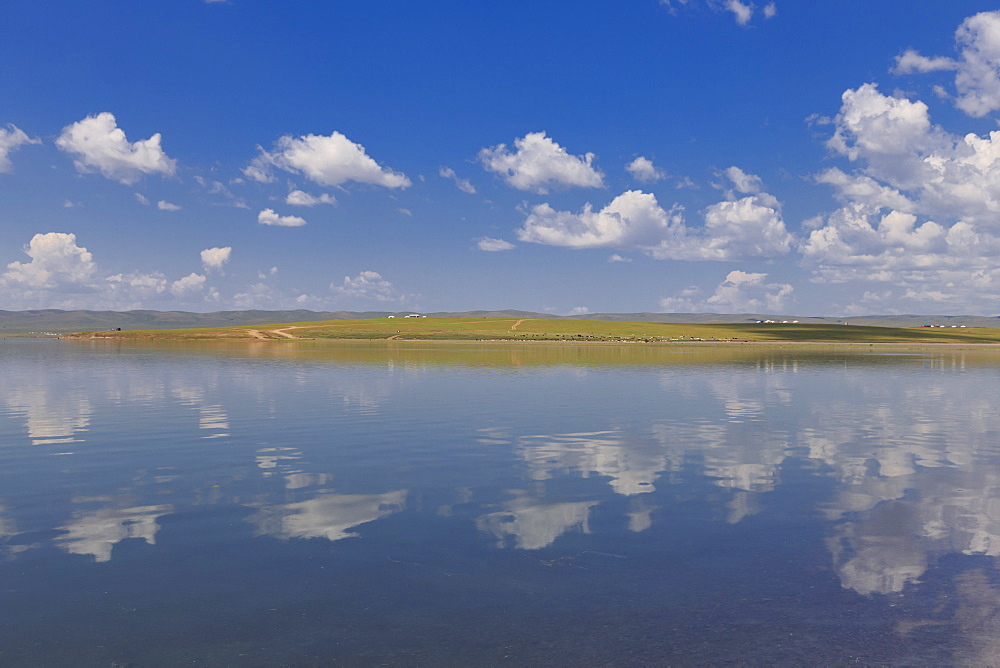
(477, 494), (598, 550)
(57, 501), (173, 562)
(3, 339), (1000, 663)
(3, 386), (91, 446)
(174, 387), (230, 438)
(517, 430), (667, 496)
(250, 490), (407, 541)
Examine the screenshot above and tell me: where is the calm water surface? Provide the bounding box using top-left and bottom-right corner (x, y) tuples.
(2, 338), (1000, 665)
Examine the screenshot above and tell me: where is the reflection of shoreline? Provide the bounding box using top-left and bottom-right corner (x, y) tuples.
(53, 339), (1000, 370)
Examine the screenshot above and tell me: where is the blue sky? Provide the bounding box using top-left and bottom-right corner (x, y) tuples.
(4, 1), (1000, 315)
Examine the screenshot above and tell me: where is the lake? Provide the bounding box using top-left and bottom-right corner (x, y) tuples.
(1, 338), (999, 665)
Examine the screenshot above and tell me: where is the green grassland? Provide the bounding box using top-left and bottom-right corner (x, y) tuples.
(60, 316), (1000, 344)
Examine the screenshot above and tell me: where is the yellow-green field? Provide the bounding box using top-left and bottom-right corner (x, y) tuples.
(60, 317), (1000, 344)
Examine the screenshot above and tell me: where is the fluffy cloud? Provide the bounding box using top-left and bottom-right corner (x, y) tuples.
(478, 132), (604, 194)
(331, 270), (398, 302)
(258, 208), (307, 227)
(285, 189), (335, 206)
(813, 168), (915, 212)
(893, 11), (1000, 118)
(245, 131), (410, 189)
(824, 83), (1000, 225)
(724, 0), (752, 26)
(439, 166), (476, 194)
(660, 271), (793, 313)
(517, 180), (791, 261)
(799, 197), (1000, 312)
(0, 232), (224, 309)
(477, 237), (515, 252)
(722, 165), (762, 195)
(55, 113), (177, 185)
(804, 78), (1000, 307)
(626, 157), (666, 182)
(106, 272), (167, 300)
(0, 123), (40, 173)
(2, 233), (96, 290)
(801, 203), (996, 280)
(200, 246), (231, 272)
(170, 273), (206, 295)
(517, 190), (675, 249)
(707, 270), (793, 312)
(157, 200), (181, 211)
(826, 85), (946, 189)
(649, 193), (792, 261)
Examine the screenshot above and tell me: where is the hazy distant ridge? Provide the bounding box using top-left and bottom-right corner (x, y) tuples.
(2, 308), (998, 334)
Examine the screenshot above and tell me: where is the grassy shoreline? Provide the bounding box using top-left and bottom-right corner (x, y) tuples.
(58, 316), (1000, 345)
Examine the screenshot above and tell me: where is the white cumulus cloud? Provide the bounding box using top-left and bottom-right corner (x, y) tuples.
(170, 273), (206, 295)
(722, 165), (763, 194)
(2, 232), (97, 290)
(661, 271), (793, 313)
(0, 123), (40, 173)
(724, 0), (753, 26)
(802, 79), (1000, 308)
(801, 203), (993, 280)
(285, 189), (336, 206)
(200, 246), (231, 272)
(800, 204), (1000, 311)
(517, 190), (676, 249)
(626, 156), (666, 182)
(55, 112), (177, 185)
(0, 232), (224, 309)
(157, 200), (181, 211)
(651, 193), (791, 261)
(708, 270), (793, 312)
(804, 80), (1000, 304)
(517, 185), (792, 261)
(893, 11), (1000, 118)
(258, 208), (307, 227)
(822, 83), (1000, 225)
(331, 270), (398, 302)
(245, 131), (410, 189)
(478, 131), (604, 194)
(106, 272), (167, 300)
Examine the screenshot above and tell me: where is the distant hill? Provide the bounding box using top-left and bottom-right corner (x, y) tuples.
(567, 312), (1000, 328)
(1, 308), (998, 334)
(0, 309), (392, 335)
